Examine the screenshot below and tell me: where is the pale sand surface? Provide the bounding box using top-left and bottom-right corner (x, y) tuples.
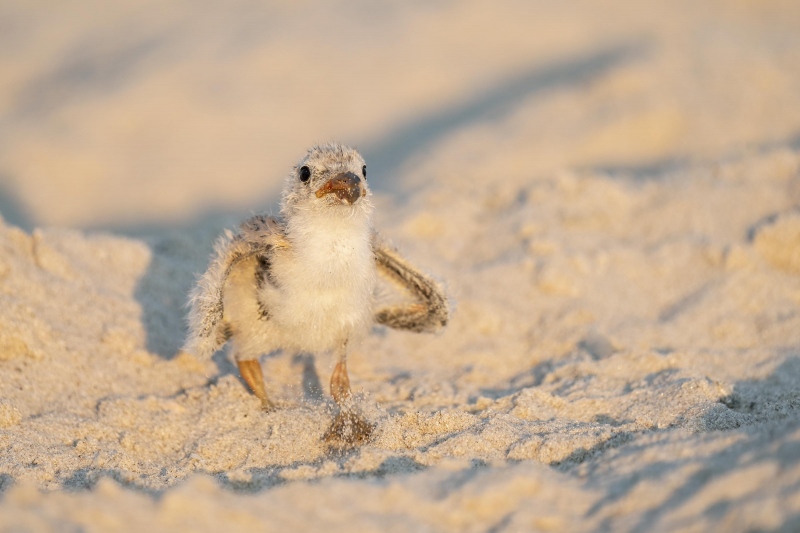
(1, 1), (800, 531)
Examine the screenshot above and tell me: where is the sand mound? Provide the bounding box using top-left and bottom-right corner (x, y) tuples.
(2, 0), (800, 530)
(1, 148), (799, 531)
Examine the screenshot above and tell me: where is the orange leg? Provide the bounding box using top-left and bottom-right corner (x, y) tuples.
(324, 350), (374, 448)
(237, 359), (274, 411)
(330, 360), (352, 404)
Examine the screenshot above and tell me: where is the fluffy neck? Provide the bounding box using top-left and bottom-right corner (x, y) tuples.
(286, 202), (372, 243)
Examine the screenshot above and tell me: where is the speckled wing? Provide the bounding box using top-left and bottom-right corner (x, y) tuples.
(183, 215), (288, 359)
(372, 232), (449, 333)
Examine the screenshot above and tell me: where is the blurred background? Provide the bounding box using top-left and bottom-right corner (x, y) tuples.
(0, 0), (799, 234)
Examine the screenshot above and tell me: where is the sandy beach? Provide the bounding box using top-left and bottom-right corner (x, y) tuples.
(1, 1), (799, 531)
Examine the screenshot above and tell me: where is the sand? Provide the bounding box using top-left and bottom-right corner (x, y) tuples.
(1, 1), (800, 531)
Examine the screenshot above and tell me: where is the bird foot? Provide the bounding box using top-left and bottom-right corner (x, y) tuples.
(259, 398), (276, 412)
(323, 409), (374, 450)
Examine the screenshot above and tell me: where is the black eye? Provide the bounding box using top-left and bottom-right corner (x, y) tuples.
(299, 166), (311, 182)
(362, 165), (367, 179)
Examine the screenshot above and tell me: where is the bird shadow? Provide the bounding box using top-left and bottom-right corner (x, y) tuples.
(292, 353), (325, 402)
(131, 230), (215, 360)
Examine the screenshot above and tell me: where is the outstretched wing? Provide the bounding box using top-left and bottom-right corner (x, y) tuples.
(372, 232), (449, 333)
(183, 215), (288, 359)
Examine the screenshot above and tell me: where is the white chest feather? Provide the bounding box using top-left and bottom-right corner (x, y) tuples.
(265, 209), (376, 352)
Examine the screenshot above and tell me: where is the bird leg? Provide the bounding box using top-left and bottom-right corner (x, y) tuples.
(237, 359), (274, 411)
(323, 346), (374, 448)
(330, 360), (352, 404)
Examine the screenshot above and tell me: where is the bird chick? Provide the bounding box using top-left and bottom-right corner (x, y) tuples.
(183, 143), (448, 446)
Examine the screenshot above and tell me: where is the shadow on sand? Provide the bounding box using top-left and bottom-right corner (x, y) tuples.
(362, 41), (648, 194)
(583, 355), (800, 532)
(0, 180), (35, 232)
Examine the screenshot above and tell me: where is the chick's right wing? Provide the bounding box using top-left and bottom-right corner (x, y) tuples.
(183, 215), (288, 359)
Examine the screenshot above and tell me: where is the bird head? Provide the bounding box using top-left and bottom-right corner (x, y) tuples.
(281, 143), (372, 218)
